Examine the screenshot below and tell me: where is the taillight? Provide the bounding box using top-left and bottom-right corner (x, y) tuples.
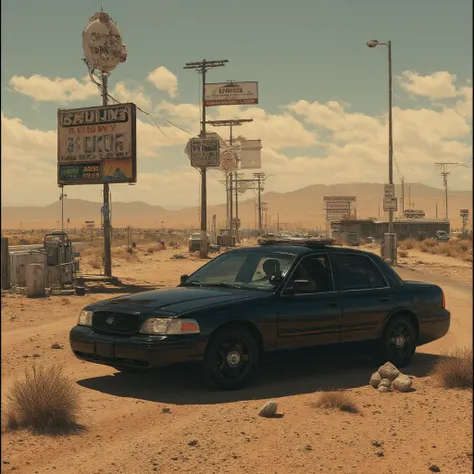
(441, 291), (446, 309)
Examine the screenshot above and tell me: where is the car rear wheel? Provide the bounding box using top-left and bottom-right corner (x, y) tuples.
(204, 327), (260, 390)
(378, 315), (416, 368)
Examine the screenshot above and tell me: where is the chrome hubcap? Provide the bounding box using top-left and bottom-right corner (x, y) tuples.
(394, 335), (406, 349)
(227, 351), (241, 366)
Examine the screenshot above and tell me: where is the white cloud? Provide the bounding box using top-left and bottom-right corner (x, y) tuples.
(1, 70), (472, 209)
(147, 67), (178, 98)
(9, 74), (98, 103)
(113, 82), (152, 110)
(398, 71), (458, 100)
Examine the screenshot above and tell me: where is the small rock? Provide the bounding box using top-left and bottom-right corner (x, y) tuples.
(378, 385), (391, 393)
(187, 439), (198, 447)
(379, 378), (392, 389)
(305, 444), (313, 451)
(50, 343), (62, 350)
(375, 451), (384, 457)
(258, 400), (278, 418)
(369, 372), (382, 388)
(372, 440), (384, 448)
(429, 465), (441, 473)
(32, 354), (40, 358)
(393, 374), (413, 392)
(378, 362), (400, 381)
(162, 407), (171, 414)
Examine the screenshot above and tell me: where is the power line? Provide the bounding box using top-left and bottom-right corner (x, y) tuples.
(435, 162), (459, 221)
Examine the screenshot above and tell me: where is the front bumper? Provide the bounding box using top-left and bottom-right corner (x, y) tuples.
(417, 309), (451, 346)
(69, 326), (207, 369)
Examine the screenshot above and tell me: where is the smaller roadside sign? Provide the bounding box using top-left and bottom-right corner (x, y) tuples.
(323, 196), (356, 202)
(460, 209), (469, 217)
(384, 184), (395, 199)
(186, 137), (220, 168)
(383, 197), (398, 212)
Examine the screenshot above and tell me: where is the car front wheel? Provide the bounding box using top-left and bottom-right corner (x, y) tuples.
(378, 315), (417, 368)
(204, 326), (260, 390)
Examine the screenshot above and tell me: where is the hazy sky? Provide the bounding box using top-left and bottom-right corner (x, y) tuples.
(1, 0), (472, 207)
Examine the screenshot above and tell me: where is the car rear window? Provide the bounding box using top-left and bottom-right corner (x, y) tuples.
(333, 254), (388, 290)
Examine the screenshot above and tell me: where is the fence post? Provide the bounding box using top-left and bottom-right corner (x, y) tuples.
(1, 237), (10, 290)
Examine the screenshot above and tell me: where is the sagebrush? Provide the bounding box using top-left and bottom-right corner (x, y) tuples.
(312, 391), (359, 413)
(431, 346), (473, 389)
(6, 364), (80, 434)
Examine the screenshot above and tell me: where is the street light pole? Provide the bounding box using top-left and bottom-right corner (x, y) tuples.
(367, 39), (396, 264)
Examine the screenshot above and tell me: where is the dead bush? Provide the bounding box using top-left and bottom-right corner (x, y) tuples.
(431, 346), (473, 389)
(312, 391), (359, 413)
(423, 238), (438, 248)
(404, 240), (414, 250)
(398, 250), (409, 258)
(6, 364), (81, 434)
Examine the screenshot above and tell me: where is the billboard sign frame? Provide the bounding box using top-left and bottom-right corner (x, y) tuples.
(204, 81), (259, 107)
(187, 137), (221, 168)
(57, 103), (137, 186)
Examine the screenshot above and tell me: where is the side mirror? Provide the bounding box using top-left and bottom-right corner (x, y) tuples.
(286, 279), (313, 294)
(269, 274), (283, 285)
(180, 274), (189, 284)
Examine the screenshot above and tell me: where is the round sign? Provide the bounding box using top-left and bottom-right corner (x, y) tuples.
(82, 11), (127, 73)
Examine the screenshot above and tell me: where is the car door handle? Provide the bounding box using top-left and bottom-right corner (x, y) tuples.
(328, 301), (339, 307)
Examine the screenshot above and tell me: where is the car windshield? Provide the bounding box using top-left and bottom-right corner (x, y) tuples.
(184, 250), (296, 290)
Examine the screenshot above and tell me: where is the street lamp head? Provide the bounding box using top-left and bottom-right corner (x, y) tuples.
(367, 40), (380, 48)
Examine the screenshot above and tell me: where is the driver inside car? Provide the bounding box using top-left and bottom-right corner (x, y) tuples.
(256, 258), (281, 282)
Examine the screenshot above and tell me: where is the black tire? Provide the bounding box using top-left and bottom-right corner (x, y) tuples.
(204, 326), (260, 390)
(377, 315), (417, 368)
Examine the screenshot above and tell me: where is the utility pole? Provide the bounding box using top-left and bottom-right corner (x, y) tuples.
(435, 202), (438, 220)
(206, 118), (253, 243)
(400, 176), (405, 216)
(102, 73), (113, 277)
(59, 185), (67, 232)
(184, 59), (228, 258)
(234, 171), (240, 243)
(253, 172), (266, 235)
(435, 162), (458, 221)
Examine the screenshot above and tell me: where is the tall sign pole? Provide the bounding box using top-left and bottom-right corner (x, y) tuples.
(253, 172), (266, 235)
(81, 9), (128, 277)
(206, 118), (253, 243)
(184, 59), (228, 258)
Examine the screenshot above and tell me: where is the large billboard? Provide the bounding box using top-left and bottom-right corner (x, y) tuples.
(204, 81), (258, 107)
(57, 103), (137, 185)
(323, 196), (357, 202)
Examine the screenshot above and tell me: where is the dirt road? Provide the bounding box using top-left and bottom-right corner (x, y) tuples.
(1, 247), (472, 474)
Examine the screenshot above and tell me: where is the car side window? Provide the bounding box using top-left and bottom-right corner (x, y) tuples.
(334, 254), (387, 290)
(288, 255), (333, 293)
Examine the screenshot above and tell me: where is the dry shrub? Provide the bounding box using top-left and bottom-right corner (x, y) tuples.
(431, 346), (473, 389)
(423, 238), (438, 248)
(90, 257), (102, 270)
(398, 250), (409, 258)
(312, 391), (359, 413)
(6, 364), (81, 434)
(404, 240), (414, 250)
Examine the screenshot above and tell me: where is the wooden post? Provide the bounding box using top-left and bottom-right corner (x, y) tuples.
(1, 237), (10, 290)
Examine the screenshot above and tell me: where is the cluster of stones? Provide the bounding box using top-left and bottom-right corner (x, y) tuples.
(369, 362), (413, 393)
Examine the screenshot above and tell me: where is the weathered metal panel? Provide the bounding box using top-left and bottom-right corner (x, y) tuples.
(9, 251), (47, 287)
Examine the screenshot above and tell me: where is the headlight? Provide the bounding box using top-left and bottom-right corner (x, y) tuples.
(139, 318), (200, 335)
(78, 310), (93, 327)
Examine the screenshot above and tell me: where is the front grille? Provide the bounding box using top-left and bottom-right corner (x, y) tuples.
(92, 311), (141, 336)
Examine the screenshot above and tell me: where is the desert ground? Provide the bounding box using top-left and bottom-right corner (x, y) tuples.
(1, 238), (472, 474)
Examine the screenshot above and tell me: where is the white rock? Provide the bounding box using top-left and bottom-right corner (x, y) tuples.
(378, 362), (400, 381)
(258, 400), (278, 418)
(369, 371), (382, 388)
(392, 374), (413, 392)
(379, 378), (392, 389)
(378, 385), (391, 393)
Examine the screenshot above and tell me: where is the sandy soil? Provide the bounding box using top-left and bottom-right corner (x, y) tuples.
(1, 244), (472, 474)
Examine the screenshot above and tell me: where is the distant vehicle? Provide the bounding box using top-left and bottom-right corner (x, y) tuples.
(344, 232), (360, 246)
(436, 230), (450, 242)
(188, 232), (210, 252)
(70, 237), (450, 390)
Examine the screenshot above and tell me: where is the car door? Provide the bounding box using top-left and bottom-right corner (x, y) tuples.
(277, 253), (342, 349)
(331, 253), (395, 343)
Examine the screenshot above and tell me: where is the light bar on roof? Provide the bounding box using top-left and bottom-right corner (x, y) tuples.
(258, 237), (336, 247)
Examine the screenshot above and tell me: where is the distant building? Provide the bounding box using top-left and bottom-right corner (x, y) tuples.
(331, 219), (450, 240)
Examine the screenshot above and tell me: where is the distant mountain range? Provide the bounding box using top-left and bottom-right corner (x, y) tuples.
(1, 183), (472, 230)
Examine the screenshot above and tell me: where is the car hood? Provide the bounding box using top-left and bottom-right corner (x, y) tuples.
(91, 286), (269, 314)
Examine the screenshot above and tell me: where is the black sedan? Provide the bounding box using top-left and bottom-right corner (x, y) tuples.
(70, 238), (450, 390)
